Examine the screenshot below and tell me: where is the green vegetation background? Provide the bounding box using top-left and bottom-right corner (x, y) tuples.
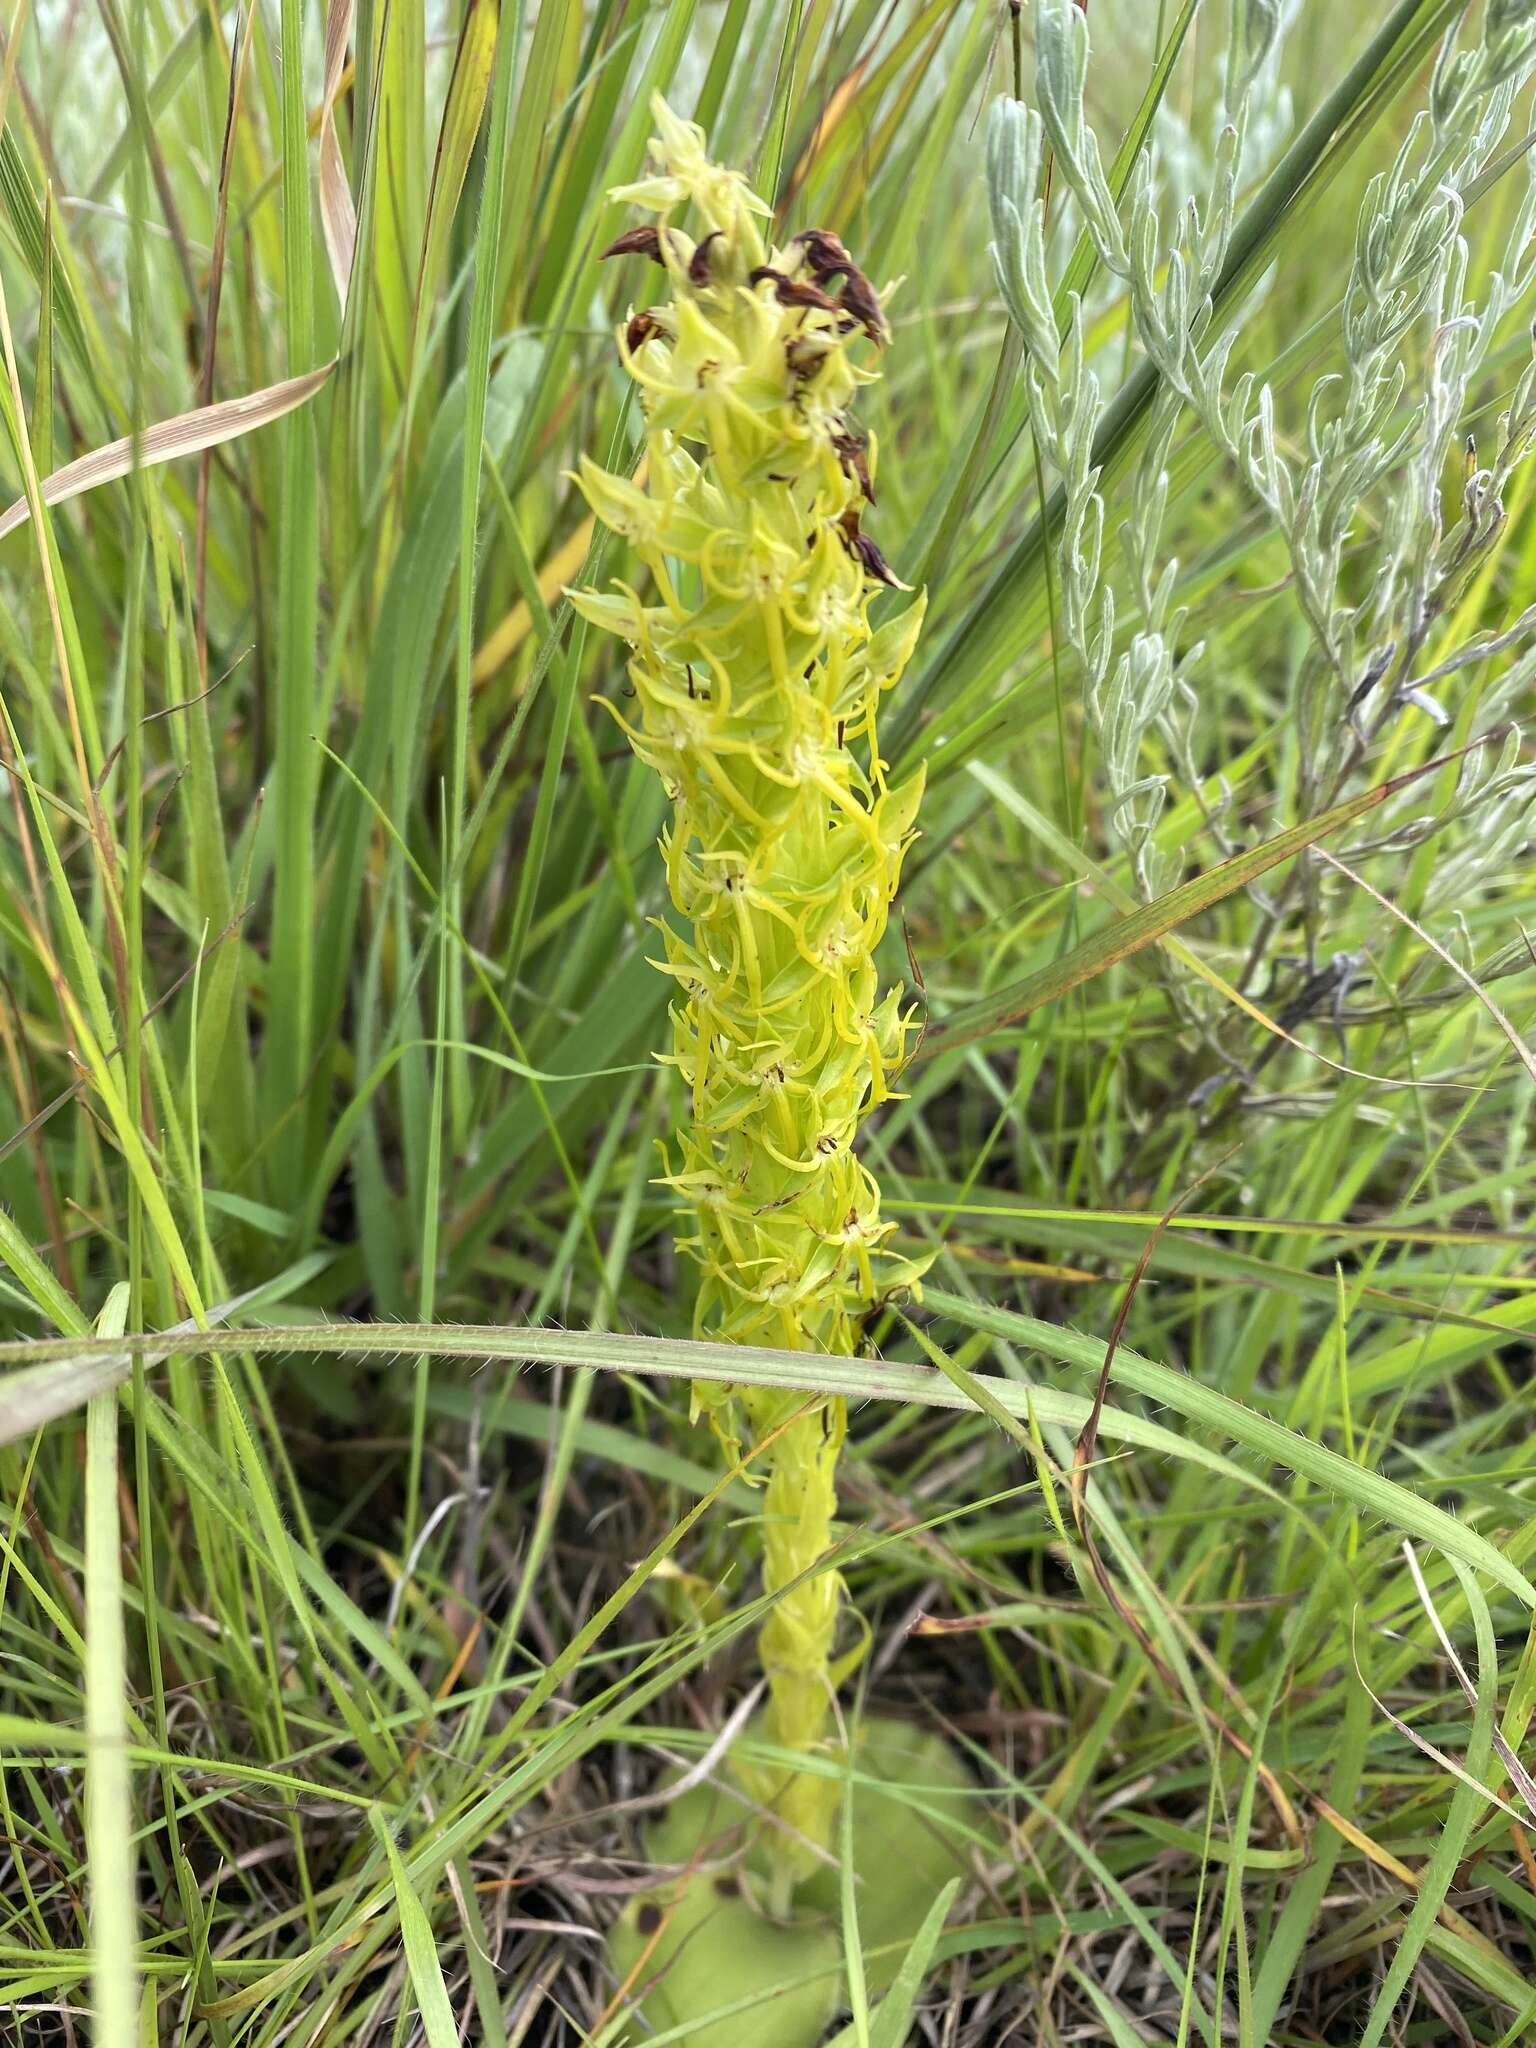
(2, 0), (1536, 2041)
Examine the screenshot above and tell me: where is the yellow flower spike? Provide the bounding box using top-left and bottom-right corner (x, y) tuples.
(574, 96), (931, 1906)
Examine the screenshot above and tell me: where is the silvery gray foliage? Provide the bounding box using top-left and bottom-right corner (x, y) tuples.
(1222, 13), (1536, 688)
(1103, 391), (1202, 897)
(1153, 0), (1297, 255)
(1173, 0), (1536, 909)
(986, 96), (1112, 687)
(987, 0), (1282, 899)
(988, 0), (1536, 1000)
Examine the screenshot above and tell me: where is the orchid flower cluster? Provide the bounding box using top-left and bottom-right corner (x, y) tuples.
(571, 98), (927, 1888)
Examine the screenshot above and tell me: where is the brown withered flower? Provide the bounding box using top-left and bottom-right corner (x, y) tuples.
(835, 504), (905, 586)
(831, 429), (874, 502)
(792, 228), (887, 344)
(795, 227), (856, 279)
(600, 224), (666, 264)
(688, 231), (723, 284)
(835, 269), (888, 345)
(624, 308), (667, 354)
(749, 265), (844, 316)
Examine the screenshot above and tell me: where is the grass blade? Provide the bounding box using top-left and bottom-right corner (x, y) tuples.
(84, 1286), (138, 2048)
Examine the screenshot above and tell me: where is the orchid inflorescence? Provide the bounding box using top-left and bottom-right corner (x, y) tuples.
(572, 98), (928, 1889)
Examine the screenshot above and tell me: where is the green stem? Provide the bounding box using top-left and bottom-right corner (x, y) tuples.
(743, 1393), (845, 1892)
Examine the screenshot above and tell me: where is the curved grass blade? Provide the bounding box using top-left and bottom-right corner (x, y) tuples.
(0, 1318), (1275, 1503)
(317, 0), (358, 302)
(921, 1286), (1536, 1608)
(0, 360), (335, 541)
(84, 1285), (137, 2048)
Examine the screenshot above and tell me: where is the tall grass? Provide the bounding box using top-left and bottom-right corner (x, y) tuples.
(2, 0), (1536, 2041)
